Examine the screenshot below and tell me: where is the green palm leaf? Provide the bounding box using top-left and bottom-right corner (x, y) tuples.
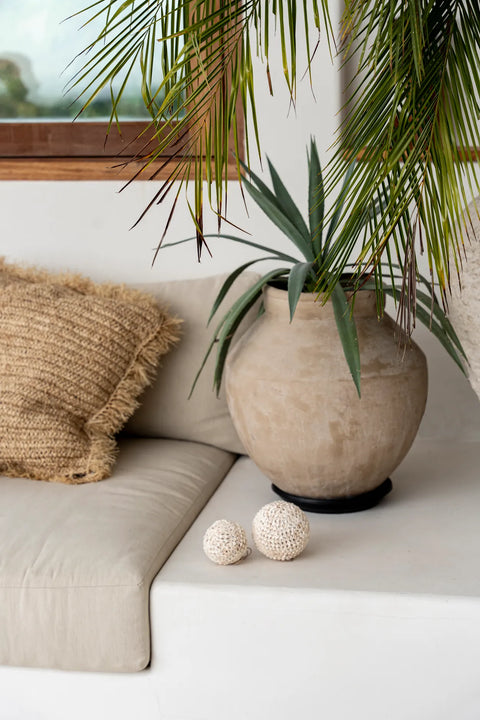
(362, 272), (468, 375)
(71, 0), (333, 249)
(414, 303), (467, 376)
(322, 0), (480, 324)
(69, 0), (480, 349)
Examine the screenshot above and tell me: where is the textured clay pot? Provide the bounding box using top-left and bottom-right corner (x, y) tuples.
(225, 285), (428, 511)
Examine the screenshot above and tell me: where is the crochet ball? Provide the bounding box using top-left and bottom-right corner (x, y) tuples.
(203, 519), (249, 565)
(252, 501), (310, 561)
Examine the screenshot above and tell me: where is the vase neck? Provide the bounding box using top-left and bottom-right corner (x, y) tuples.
(262, 285), (381, 319)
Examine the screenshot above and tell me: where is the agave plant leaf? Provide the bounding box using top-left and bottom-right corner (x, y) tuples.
(266, 157), (311, 248)
(212, 267), (291, 395)
(190, 267), (290, 397)
(330, 283), (361, 398)
(241, 176), (315, 261)
(287, 262), (316, 322)
(211, 288), (265, 396)
(414, 289), (468, 362)
(322, 160), (357, 262)
(165, 141), (467, 398)
(239, 158), (294, 223)
(308, 137), (324, 259)
(70, 0), (480, 346)
(208, 257), (293, 325)
(161, 233), (300, 265)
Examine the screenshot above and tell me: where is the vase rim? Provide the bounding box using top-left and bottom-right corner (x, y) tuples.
(262, 283), (381, 318)
(263, 283), (377, 301)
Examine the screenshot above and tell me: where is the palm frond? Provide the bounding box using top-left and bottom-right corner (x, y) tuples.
(320, 0), (480, 331)
(70, 0), (332, 251)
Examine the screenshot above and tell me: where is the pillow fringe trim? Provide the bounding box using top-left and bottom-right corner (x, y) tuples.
(81, 314), (182, 485)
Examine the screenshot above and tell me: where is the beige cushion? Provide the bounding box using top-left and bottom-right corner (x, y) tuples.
(0, 438), (235, 672)
(0, 259), (180, 483)
(126, 273), (260, 453)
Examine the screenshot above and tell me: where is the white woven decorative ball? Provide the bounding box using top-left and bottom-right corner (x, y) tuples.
(252, 501), (310, 561)
(203, 519), (249, 565)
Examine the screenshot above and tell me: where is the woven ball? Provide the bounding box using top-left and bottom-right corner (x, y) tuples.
(203, 519), (249, 565)
(252, 501), (310, 561)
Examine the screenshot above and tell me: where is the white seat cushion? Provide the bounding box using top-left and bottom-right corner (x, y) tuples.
(0, 438), (234, 672)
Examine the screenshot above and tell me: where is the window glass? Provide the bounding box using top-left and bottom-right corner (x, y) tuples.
(0, 0), (157, 121)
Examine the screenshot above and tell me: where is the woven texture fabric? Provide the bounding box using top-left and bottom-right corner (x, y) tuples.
(252, 501), (310, 561)
(0, 259), (181, 484)
(203, 519), (249, 565)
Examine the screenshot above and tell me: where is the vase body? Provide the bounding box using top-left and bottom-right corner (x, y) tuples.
(225, 286), (428, 500)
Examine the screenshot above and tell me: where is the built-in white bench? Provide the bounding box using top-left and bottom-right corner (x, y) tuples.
(153, 437), (480, 720)
(1, 291), (479, 720)
(2, 434), (480, 720)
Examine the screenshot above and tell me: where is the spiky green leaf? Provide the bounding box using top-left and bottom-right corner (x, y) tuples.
(267, 156), (311, 252)
(287, 262), (315, 321)
(208, 257), (293, 325)
(330, 283), (361, 397)
(308, 137), (324, 259)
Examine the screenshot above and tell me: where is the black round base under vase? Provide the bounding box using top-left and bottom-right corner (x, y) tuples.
(272, 478), (393, 514)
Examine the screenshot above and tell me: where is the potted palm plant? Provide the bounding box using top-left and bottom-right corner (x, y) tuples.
(68, 1), (477, 509)
(160, 139), (466, 512)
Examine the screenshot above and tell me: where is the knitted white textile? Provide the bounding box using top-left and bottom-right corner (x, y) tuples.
(203, 519), (249, 565)
(252, 501), (310, 561)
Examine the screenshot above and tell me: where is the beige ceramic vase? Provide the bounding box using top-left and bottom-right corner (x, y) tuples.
(225, 285), (428, 512)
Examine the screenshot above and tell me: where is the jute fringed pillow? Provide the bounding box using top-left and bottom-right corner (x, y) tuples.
(0, 259), (181, 484)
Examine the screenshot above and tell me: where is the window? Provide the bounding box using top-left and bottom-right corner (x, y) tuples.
(0, 1), (193, 180)
(0, 1), (243, 182)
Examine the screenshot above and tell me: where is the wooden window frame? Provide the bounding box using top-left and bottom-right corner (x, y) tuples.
(0, 119), (243, 180)
(0, 3), (243, 181)
(0, 119), (190, 180)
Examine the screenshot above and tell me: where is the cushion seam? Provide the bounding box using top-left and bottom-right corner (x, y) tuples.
(137, 453), (235, 587)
